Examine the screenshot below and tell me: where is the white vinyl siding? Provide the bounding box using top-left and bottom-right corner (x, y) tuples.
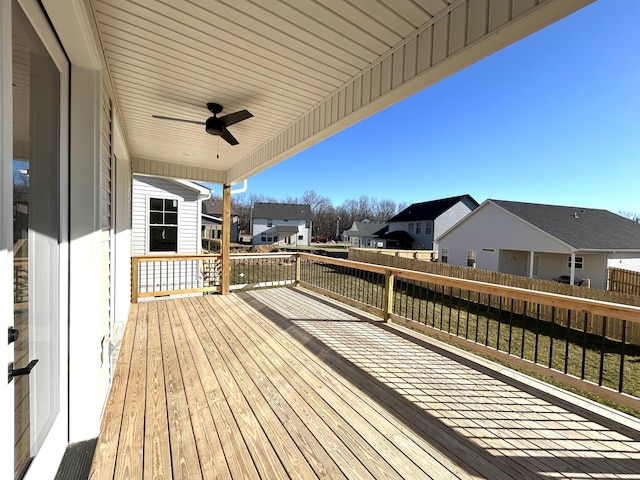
(100, 85), (114, 408)
(252, 217), (312, 246)
(131, 175), (205, 294)
(131, 175), (201, 255)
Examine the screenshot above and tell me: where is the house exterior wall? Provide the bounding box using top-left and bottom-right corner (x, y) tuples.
(533, 252), (607, 288)
(433, 198), (477, 250)
(347, 235), (377, 248)
(388, 220), (434, 249)
(607, 252), (640, 273)
(439, 203), (611, 288)
(113, 142), (132, 327)
(498, 249), (528, 275)
(440, 203), (571, 269)
(132, 175), (201, 255)
(252, 218), (311, 246)
(388, 198), (475, 250)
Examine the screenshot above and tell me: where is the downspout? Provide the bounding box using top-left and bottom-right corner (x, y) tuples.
(198, 188), (211, 254)
(230, 178), (247, 194)
(570, 251), (576, 286)
(528, 251), (535, 278)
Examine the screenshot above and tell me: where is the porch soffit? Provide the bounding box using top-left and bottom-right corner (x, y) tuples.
(88, 0), (594, 185)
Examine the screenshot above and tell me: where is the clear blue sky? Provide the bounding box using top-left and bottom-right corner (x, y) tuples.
(233, 0), (639, 214)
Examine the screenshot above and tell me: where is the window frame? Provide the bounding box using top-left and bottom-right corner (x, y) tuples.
(467, 250), (476, 267)
(568, 256), (584, 269)
(148, 197), (179, 253)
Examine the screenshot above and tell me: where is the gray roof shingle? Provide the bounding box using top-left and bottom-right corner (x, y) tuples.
(345, 221), (387, 237)
(492, 200), (640, 250)
(252, 202), (312, 220)
(388, 194), (478, 223)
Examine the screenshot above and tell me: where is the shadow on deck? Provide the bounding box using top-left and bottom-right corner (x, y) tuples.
(90, 287), (640, 479)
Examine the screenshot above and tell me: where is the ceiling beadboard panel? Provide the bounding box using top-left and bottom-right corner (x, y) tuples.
(89, 0), (593, 184)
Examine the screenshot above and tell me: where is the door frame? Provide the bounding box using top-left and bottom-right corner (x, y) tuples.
(0, 0), (15, 474)
(1, 0), (70, 478)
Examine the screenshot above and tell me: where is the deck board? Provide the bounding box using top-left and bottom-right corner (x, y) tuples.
(90, 287), (640, 479)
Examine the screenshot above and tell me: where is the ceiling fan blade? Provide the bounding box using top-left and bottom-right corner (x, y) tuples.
(220, 127), (239, 146)
(152, 115), (205, 126)
(220, 109), (252, 127)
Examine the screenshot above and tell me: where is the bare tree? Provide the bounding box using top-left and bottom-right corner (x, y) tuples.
(374, 199), (398, 222)
(218, 188), (405, 240)
(619, 210), (640, 223)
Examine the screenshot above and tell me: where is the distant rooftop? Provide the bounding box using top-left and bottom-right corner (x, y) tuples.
(492, 200), (640, 250)
(252, 202), (312, 221)
(388, 194), (478, 222)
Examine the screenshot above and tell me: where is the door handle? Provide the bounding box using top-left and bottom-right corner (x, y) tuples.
(8, 359), (38, 383)
(8, 327), (19, 345)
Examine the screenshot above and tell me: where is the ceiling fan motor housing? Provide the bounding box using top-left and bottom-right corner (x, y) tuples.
(205, 116), (224, 136)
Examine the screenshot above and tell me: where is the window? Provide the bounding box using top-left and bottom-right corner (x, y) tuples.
(267, 219), (273, 227)
(416, 222), (421, 234)
(425, 221), (432, 235)
(261, 234), (267, 242)
(298, 235), (303, 240)
(568, 256), (583, 269)
(149, 198), (178, 252)
(305, 220), (310, 228)
(441, 248), (449, 263)
(408, 222), (414, 233)
(467, 250), (476, 267)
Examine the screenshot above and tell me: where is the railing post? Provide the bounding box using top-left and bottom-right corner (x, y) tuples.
(221, 184), (231, 295)
(295, 254), (301, 286)
(131, 257), (139, 303)
(383, 269), (394, 323)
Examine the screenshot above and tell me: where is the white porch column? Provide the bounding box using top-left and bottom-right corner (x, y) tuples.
(570, 251), (576, 286)
(528, 251), (535, 278)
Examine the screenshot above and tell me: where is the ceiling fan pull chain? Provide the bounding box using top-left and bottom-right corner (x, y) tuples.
(217, 136), (220, 159)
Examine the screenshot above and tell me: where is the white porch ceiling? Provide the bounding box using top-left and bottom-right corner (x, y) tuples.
(87, 0), (594, 185)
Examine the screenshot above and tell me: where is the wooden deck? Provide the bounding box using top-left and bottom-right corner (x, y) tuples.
(90, 287), (640, 479)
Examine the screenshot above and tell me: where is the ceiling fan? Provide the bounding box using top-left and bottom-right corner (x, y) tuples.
(152, 102), (252, 146)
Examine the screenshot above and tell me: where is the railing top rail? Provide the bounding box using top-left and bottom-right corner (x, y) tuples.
(298, 253), (640, 323)
(132, 252), (298, 262)
(132, 254), (219, 262)
(130, 252), (640, 323)
(229, 252), (296, 258)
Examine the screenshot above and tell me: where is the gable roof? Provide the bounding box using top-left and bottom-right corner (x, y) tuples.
(252, 202), (312, 221)
(202, 197), (238, 216)
(388, 194), (478, 223)
(344, 221), (387, 237)
(491, 200), (640, 250)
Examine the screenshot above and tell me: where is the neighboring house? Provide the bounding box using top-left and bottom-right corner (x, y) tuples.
(343, 220), (387, 248)
(252, 203), (313, 246)
(201, 197), (240, 243)
(437, 200), (640, 289)
(379, 195), (478, 250)
(132, 174), (210, 255)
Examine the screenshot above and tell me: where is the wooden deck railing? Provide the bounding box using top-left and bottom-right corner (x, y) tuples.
(131, 252), (640, 413)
